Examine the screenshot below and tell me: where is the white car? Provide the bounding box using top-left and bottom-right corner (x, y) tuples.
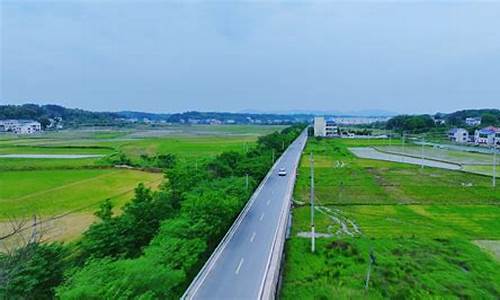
(278, 168), (287, 176)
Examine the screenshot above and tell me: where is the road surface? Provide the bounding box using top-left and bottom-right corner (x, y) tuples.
(183, 131), (308, 300)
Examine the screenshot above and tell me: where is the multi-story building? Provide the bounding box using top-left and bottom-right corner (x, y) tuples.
(313, 117), (338, 137)
(313, 117), (326, 137)
(474, 126), (500, 146)
(325, 119), (338, 136)
(448, 128), (469, 143)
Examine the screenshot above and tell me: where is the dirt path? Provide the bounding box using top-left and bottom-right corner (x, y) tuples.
(316, 206), (361, 237)
(296, 205), (361, 238)
(349, 147), (461, 170)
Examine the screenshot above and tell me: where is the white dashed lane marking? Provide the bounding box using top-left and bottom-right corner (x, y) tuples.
(235, 258), (244, 275)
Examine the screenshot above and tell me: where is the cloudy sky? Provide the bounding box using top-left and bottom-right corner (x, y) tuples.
(1, 0), (499, 114)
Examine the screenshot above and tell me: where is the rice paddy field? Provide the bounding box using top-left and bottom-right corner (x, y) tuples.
(282, 138), (500, 299)
(376, 144), (497, 165)
(0, 125), (283, 242)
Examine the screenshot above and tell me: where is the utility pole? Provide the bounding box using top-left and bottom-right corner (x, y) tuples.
(421, 135), (425, 169)
(401, 132), (405, 162)
(310, 151), (315, 253)
(365, 249), (375, 291)
(272, 149), (275, 163)
(282, 140), (285, 151)
(245, 174), (249, 191)
(493, 145), (497, 188)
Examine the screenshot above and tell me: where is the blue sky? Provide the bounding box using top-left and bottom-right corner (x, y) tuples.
(1, 1), (499, 114)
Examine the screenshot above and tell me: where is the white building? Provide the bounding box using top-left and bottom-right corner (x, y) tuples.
(448, 128), (469, 143)
(474, 126), (500, 146)
(313, 117), (326, 137)
(313, 117), (338, 137)
(0, 120), (42, 134)
(465, 117), (481, 126)
(325, 119), (338, 136)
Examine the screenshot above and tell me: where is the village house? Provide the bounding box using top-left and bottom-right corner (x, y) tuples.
(474, 126), (500, 146)
(465, 117), (481, 126)
(448, 128), (469, 143)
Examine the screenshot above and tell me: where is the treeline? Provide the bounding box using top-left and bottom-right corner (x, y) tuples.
(0, 104), (120, 128)
(167, 111), (313, 124)
(0, 124), (306, 299)
(386, 109), (500, 133)
(386, 114), (436, 133)
(0, 104), (313, 127)
(441, 109), (500, 127)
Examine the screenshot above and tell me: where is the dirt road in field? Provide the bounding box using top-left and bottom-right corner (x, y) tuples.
(349, 147), (462, 170)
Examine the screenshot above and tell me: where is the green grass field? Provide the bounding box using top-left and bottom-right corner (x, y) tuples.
(0, 125), (282, 242)
(294, 140), (499, 205)
(0, 169), (163, 219)
(116, 135), (258, 161)
(291, 205), (500, 240)
(376, 145), (497, 165)
(283, 137), (500, 298)
(282, 238), (500, 299)
(0, 125), (281, 169)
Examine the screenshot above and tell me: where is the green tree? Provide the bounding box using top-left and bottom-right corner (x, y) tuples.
(0, 243), (67, 299)
(481, 113), (498, 126)
(56, 257), (185, 299)
(156, 153), (176, 169)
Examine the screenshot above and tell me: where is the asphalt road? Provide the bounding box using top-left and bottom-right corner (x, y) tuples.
(183, 131), (308, 300)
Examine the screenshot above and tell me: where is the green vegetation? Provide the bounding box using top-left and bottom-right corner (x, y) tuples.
(0, 104), (120, 128)
(386, 114), (436, 133)
(464, 165), (499, 177)
(0, 157), (104, 171)
(0, 243), (68, 299)
(294, 140), (499, 206)
(444, 109), (500, 127)
(376, 145), (497, 165)
(0, 124), (306, 299)
(0, 169), (162, 219)
(0, 126), (281, 171)
(292, 205), (500, 240)
(282, 137), (500, 298)
(282, 238), (500, 299)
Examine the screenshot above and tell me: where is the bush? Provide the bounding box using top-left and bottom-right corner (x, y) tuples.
(0, 243), (67, 299)
(56, 257), (185, 299)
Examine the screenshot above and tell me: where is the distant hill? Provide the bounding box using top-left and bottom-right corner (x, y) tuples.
(439, 109), (500, 127)
(0, 105), (312, 126)
(166, 111), (312, 124)
(116, 111), (170, 121)
(0, 104), (120, 127)
(239, 109), (397, 117)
